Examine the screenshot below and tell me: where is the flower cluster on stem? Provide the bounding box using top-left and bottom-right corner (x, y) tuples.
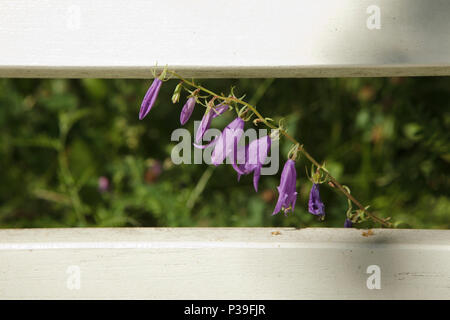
(138, 67), (392, 228)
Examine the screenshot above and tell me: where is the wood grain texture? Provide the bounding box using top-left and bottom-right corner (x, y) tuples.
(0, 0), (449, 78)
(0, 228), (449, 299)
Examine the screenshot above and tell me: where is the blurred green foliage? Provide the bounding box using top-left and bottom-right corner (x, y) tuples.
(0, 77), (449, 228)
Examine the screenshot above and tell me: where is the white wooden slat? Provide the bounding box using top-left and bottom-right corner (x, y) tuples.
(0, 0), (450, 78)
(0, 228), (449, 299)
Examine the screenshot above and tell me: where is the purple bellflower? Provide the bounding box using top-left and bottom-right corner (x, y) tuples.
(344, 219), (353, 228)
(195, 104), (229, 144)
(272, 159), (298, 215)
(308, 183), (325, 217)
(210, 117), (245, 166)
(139, 78), (162, 120)
(180, 97), (196, 125)
(232, 135), (271, 192)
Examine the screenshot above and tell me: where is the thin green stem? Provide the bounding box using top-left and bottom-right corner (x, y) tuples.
(168, 70), (390, 227)
(58, 151), (87, 226)
(186, 166), (215, 210)
(58, 123), (87, 226)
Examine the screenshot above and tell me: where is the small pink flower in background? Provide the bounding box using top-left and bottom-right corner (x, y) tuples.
(145, 160), (163, 184)
(98, 176), (109, 193)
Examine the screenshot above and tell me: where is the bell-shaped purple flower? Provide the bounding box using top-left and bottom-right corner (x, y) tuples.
(195, 104), (229, 144)
(272, 159), (298, 215)
(308, 183), (325, 217)
(344, 219), (353, 228)
(232, 135), (271, 192)
(211, 117), (245, 166)
(180, 97), (196, 125)
(139, 78), (162, 120)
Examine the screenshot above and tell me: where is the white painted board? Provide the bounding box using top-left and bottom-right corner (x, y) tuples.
(0, 0), (449, 78)
(0, 228), (449, 299)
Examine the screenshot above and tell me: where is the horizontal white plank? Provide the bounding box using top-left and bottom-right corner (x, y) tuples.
(0, 0), (449, 78)
(0, 228), (449, 299)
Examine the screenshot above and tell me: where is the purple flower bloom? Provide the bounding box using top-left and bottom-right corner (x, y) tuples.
(308, 183), (325, 217)
(139, 78), (162, 120)
(211, 117), (245, 166)
(272, 159), (298, 215)
(344, 219), (353, 228)
(195, 104), (228, 144)
(232, 135), (271, 192)
(180, 97), (196, 125)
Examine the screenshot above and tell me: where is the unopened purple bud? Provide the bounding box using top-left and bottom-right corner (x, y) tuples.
(344, 219), (353, 228)
(139, 78), (162, 120)
(308, 183), (325, 217)
(195, 104), (229, 144)
(180, 97), (196, 125)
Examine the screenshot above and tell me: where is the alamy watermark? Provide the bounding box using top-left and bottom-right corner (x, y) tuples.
(170, 123), (279, 176)
(66, 5), (81, 30)
(66, 265), (81, 290)
(366, 264), (381, 289)
(366, 5), (381, 30)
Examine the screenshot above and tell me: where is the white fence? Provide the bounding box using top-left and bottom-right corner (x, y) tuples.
(0, 228), (449, 299)
(1, 0), (449, 78)
(0, 0), (449, 300)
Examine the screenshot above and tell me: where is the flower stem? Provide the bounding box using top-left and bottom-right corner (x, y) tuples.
(168, 70), (391, 227)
